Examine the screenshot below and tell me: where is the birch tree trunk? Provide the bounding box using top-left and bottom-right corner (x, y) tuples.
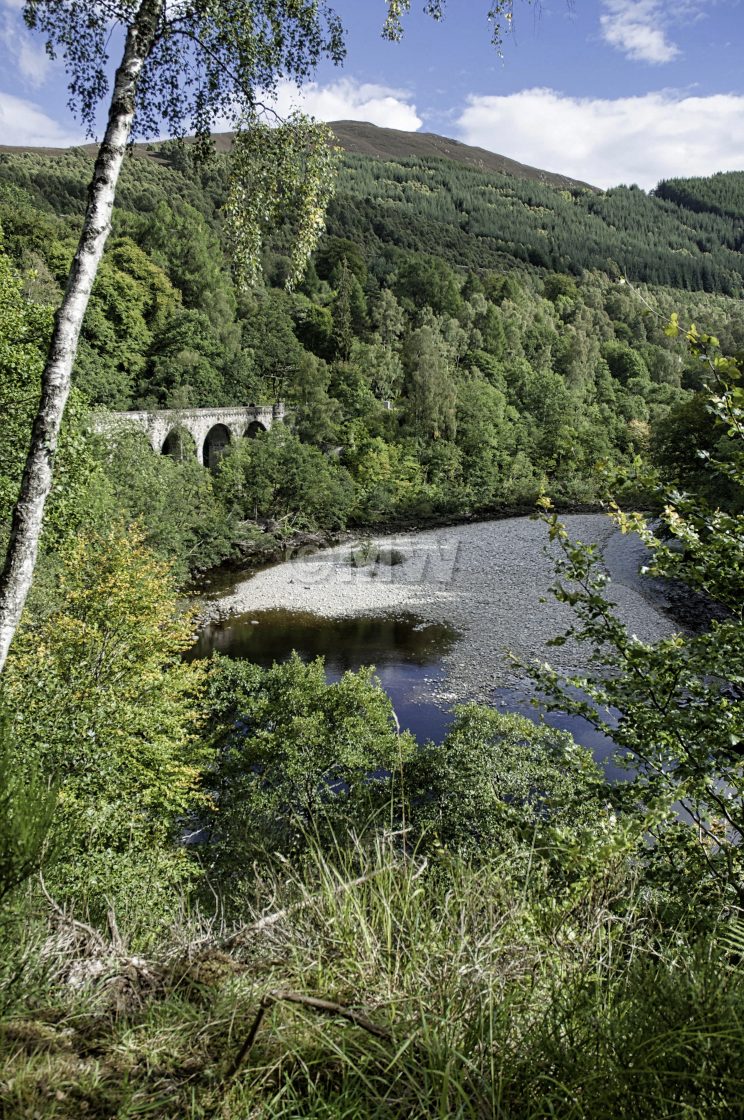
(0, 0), (162, 673)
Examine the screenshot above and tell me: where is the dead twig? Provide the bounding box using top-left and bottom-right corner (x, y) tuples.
(39, 873), (108, 952)
(39, 873), (161, 1004)
(106, 902), (125, 954)
(222, 862), (425, 949)
(227, 989), (392, 1078)
(227, 998), (270, 1077)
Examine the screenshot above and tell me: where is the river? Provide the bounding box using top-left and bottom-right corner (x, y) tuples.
(192, 514), (678, 776)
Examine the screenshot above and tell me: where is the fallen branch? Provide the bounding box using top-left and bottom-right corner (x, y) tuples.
(228, 988), (392, 1078)
(222, 871), (379, 946)
(222, 860), (426, 949)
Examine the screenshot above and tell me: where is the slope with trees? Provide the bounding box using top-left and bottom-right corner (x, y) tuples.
(2, 141), (744, 586)
(0, 354), (741, 1118)
(0, 4), (743, 1113)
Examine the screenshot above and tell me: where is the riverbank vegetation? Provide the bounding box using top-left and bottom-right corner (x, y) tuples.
(2, 120), (744, 1117)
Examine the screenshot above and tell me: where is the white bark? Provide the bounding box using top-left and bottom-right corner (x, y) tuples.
(0, 0), (163, 672)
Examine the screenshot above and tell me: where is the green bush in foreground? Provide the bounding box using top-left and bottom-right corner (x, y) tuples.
(0, 525), (206, 938)
(202, 656), (609, 887)
(531, 326), (744, 912)
(407, 704), (604, 855)
(204, 653), (414, 876)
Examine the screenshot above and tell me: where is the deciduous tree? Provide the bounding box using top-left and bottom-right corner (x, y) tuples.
(531, 325), (744, 907)
(0, 0), (344, 671)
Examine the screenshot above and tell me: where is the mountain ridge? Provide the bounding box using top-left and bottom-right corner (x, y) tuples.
(328, 121), (599, 193)
(0, 119), (598, 193)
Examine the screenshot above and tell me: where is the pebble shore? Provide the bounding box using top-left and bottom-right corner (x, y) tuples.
(201, 514), (677, 701)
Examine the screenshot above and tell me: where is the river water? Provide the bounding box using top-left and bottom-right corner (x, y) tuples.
(192, 515), (677, 777)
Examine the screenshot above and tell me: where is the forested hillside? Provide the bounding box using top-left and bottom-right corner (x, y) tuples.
(3, 126), (744, 1120)
(656, 170), (744, 221)
(2, 135), (743, 581)
(320, 119), (599, 190)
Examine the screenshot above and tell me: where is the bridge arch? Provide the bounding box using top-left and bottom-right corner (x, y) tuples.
(203, 423), (231, 470)
(93, 404), (284, 466)
(161, 425), (196, 462)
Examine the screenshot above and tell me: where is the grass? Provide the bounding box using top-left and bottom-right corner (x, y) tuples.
(1, 836), (743, 1118)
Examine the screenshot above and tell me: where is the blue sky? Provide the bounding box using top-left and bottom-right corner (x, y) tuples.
(1, 1), (743, 188)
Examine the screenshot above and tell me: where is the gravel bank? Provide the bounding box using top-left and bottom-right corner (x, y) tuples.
(202, 514), (677, 701)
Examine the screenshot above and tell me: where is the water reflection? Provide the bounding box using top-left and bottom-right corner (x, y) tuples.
(190, 609), (458, 668)
(190, 608), (621, 772)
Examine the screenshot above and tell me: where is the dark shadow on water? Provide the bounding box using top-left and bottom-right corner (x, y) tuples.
(190, 608), (622, 774)
(190, 609), (458, 669)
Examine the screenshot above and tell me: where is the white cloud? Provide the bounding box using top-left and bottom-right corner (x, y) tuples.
(2, 6), (50, 87)
(600, 0), (680, 64)
(16, 39), (50, 86)
(265, 78), (422, 132)
(456, 88), (744, 190)
(0, 90), (81, 147)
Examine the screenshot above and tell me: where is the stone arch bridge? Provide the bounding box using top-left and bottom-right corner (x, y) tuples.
(93, 403), (284, 469)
